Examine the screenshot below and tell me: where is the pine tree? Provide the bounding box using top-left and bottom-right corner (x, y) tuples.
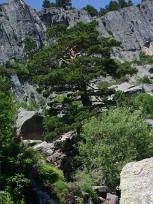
(42, 0), (51, 8)
(83, 5), (98, 17)
(28, 21), (136, 140)
(56, 0), (72, 9)
(106, 1), (119, 11)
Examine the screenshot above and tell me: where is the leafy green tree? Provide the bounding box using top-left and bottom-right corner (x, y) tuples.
(76, 108), (153, 187)
(42, 0), (51, 8)
(83, 5), (98, 17)
(56, 0), (72, 9)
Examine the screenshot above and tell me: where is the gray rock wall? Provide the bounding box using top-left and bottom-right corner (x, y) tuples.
(38, 7), (91, 28)
(0, 0), (46, 64)
(96, 0), (153, 60)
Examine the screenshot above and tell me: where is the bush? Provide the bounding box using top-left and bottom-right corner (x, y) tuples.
(53, 180), (68, 204)
(39, 164), (64, 184)
(115, 92), (153, 118)
(0, 191), (13, 204)
(76, 108), (153, 187)
(138, 76), (153, 84)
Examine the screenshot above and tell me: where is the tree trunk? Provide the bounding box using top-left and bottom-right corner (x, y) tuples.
(78, 81), (92, 107)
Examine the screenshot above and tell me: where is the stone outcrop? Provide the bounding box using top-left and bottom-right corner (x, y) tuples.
(96, 0), (153, 60)
(9, 74), (44, 103)
(0, 0), (46, 64)
(120, 157), (153, 204)
(16, 108), (44, 140)
(38, 7), (91, 28)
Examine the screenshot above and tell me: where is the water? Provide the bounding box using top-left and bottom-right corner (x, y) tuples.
(29, 173), (55, 204)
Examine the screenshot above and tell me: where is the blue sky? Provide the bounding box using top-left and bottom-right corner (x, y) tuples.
(0, 0), (141, 11)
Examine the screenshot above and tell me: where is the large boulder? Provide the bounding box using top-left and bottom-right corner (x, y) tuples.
(120, 157), (153, 204)
(16, 108), (44, 140)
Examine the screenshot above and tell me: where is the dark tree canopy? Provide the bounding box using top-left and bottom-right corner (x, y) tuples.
(83, 5), (98, 17)
(56, 0), (72, 9)
(42, 0), (51, 8)
(99, 0), (133, 16)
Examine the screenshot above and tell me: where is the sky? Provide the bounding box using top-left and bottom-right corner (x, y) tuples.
(0, 0), (141, 11)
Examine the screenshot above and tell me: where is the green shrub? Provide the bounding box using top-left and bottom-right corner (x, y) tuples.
(134, 51), (153, 65)
(115, 92), (153, 118)
(76, 108), (153, 187)
(131, 93), (153, 117)
(53, 180), (68, 204)
(138, 76), (153, 84)
(6, 174), (30, 202)
(80, 183), (96, 200)
(0, 191), (13, 204)
(39, 164), (64, 184)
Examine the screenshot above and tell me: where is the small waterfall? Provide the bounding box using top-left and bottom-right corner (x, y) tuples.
(29, 173), (55, 204)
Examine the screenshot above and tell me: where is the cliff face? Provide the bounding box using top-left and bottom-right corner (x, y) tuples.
(0, 0), (46, 64)
(38, 7), (91, 28)
(96, 0), (153, 60)
(2, 0), (153, 64)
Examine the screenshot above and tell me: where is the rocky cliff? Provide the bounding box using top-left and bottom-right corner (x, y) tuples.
(97, 0), (153, 61)
(38, 7), (91, 28)
(0, 0), (46, 64)
(2, 0), (153, 64)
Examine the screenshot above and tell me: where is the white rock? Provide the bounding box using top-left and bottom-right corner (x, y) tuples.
(120, 157), (153, 204)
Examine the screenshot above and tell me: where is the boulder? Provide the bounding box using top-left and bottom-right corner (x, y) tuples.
(120, 157), (153, 204)
(104, 193), (119, 204)
(16, 108), (44, 140)
(23, 140), (43, 147)
(145, 119), (153, 127)
(142, 84), (153, 95)
(33, 141), (54, 156)
(94, 186), (119, 204)
(111, 82), (143, 94)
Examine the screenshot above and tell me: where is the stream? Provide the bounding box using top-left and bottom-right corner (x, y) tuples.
(29, 173), (56, 204)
